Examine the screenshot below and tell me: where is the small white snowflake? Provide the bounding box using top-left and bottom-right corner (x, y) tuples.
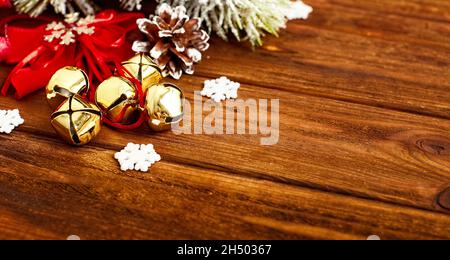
(74, 26), (95, 36)
(201, 76), (240, 103)
(0, 109), (24, 134)
(46, 21), (66, 31)
(285, 0), (313, 20)
(60, 30), (76, 45)
(44, 29), (65, 42)
(115, 143), (161, 172)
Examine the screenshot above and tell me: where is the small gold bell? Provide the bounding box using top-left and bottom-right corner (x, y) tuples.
(51, 95), (102, 146)
(46, 67), (89, 109)
(95, 76), (140, 125)
(121, 53), (162, 93)
(145, 83), (184, 131)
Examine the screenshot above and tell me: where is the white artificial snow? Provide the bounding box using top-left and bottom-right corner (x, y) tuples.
(201, 76), (240, 103)
(285, 0), (313, 20)
(0, 109), (24, 134)
(115, 143), (161, 172)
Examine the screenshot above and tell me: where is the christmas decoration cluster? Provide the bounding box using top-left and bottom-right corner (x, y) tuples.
(0, 11), (143, 99)
(7, 0), (313, 47)
(46, 53), (184, 146)
(1, 1), (311, 139)
(1, 1), (312, 95)
(0, 0), (312, 171)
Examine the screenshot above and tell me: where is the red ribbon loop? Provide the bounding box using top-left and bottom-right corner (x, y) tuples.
(100, 63), (148, 131)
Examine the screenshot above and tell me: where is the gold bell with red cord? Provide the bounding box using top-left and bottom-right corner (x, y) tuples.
(50, 94), (102, 146)
(94, 76), (142, 125)
(121, 53), (163, 93)
(145, 83), (184, 131)
(46, 67), (90, 110)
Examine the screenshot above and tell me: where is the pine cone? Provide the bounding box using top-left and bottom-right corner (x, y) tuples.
(135, 3), (210, 79)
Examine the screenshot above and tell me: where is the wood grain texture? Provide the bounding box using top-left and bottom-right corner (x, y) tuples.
(0, 0), (450, 240)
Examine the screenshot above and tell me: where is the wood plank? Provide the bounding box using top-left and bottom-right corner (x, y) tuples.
(313, 0), (450, 23)
(309, 0), (450, 48)
(0, 131), (449, 239)
(1, 0), (449, 240)
(192, 0), (450, 119)
(197, 27), (450, 119)
(1, 75), (449, 214)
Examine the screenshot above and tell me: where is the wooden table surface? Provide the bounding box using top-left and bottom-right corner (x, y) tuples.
(1, 0), (450, 240)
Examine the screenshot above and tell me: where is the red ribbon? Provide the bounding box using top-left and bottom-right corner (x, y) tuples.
(0, 0), (11, 7)
(0, 10), (144, 99)
(101, 62), (148, 131)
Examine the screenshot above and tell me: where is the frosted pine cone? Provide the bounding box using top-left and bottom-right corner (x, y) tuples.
(135, 3), (210, 79)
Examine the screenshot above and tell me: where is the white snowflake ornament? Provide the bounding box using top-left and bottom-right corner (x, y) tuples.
(115, 143), (161, 172)
(44, 15), (95, 46)
(285, 0), (313, 20)
(201, 76), (240, 102)
(0, 109), (24, 134)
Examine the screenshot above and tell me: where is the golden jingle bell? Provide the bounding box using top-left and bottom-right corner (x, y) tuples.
(95, 76), (141, 125)
(50, 95), (102, 146)
(145, 83), (184, 131)
(46, 67), (89, 109)
(121, 53), (162, 93)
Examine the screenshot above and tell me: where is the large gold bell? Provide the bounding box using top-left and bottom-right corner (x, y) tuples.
(50, 95), (102, 146)
(46, 67), (89, 109)
(95, 76), (140, 125)
(145, 83), (184, 131)
(121, 53), (162, 93)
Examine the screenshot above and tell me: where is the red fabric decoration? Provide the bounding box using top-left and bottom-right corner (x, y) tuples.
(0, 10), (144, 99)
(0, 0), (11, 8)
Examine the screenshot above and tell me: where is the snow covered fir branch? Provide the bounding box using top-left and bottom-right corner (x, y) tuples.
(10, 0), (312, 46)
(158, 0), (313, 46)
